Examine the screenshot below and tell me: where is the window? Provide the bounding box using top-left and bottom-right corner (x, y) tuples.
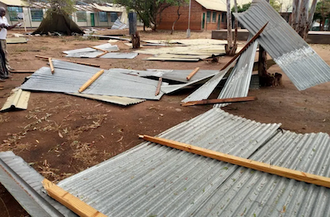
(221, 12), (226, 23)
(7, 7), (23, 21)
(212, 12), (217, 23)
(31, 8), (43, 22)
(99, 12), (107, 22)
(110, 12), (118, 22)
(206, 11), (211, 23)
(76, 11), (87, 22)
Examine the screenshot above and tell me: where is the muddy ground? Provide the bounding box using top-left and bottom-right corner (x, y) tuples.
(0, 28), (329, 216)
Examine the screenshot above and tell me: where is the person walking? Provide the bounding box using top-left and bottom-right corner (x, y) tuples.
(0, 7), (20, 75)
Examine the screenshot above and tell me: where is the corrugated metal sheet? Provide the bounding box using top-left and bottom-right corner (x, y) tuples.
(214, 40), (258, 108)
(0, 151), (75, 217)
(193, 131), (330, 216)
(20, 62), (165, 100)
(68, 93), (145, 106)
(57, 108), (281, 216)
(63, 44), (119, 58)
(1, 89), (30, 112)
(195, 0), (226, 11)
(111, 18), (128, 30)
(100, 52), (138, 59)
(93, 3), (124, 12)
(181, 69), (229, 103)
(234, 0), (330, 90)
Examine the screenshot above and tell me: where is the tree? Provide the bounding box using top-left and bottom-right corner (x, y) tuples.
(292, 0), (318, 39)
(114, 0), (183, 31)
(314, 0), (330, 30)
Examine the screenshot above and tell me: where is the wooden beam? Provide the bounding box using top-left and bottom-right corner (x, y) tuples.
(69, 61), (100, 68)
(78, 69), (104, 93)
(220, 22), (268, 71)
(181, 96), (257, 107)
(95, 51), (108, 58)
(186, 67), (200, 81)
(42, 179), (107, 217)
(10, 69), (35, 73)
(90, 46), (108, 53)
(35, 55), (49, 60)
(139, 135), (330, 188)
(49, 58), (55, 74)
(155, 77), (162, 96)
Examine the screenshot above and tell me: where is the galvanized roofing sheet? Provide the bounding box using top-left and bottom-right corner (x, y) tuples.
(234, 0), (330, 90)
(20, 61), (165, 100)
(111, 18), (128, 30)
(0, 151), (75, 217)
(181, 70), (228, 103)
(68, 93), (145, 106)
(193, 131), (330, 216)
(63, 44), (119, 58)
(57, 108), (281, 216)
(214, 40), (258, 108)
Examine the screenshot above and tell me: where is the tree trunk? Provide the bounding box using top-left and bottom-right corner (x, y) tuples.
(226, 0), (232, 54)
(297, 0), (309, 39)
(291, 0), (300, 30)
(258, 0), (281, 87)
(233, 0), (238, 49)
(171, 6), (181, 35)
(321, 17), (325, 31)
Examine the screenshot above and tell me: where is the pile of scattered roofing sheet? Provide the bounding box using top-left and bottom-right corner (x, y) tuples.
(19, 60), (163, 104)
(135, 39), (239, 62)
(234, 0), (330, 90)
(63, 43), (138, 59)
(182, 0), (330, 105)
(113, 68), (220, 94)
(2, 108), (330, 216)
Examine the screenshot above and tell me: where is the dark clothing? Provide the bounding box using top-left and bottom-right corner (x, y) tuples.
(0, 42), (8, 79)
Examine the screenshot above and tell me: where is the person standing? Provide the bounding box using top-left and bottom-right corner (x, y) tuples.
(0, 7), (20, 73)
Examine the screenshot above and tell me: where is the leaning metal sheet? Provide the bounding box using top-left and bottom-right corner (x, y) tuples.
(193, 131), (330, 216)
(20, 67), (164, 100)
(57, 108), (281, 216)
(214, 40), (259, 108)
(0, 152), (75, 216)
(181, 69), (228, 103)
(234, 0), (330, 90)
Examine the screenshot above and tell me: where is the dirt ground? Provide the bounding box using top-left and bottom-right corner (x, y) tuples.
(0, 28), (329, 217)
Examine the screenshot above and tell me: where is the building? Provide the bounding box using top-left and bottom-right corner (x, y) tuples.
(0, 0), (127, 28)
(158, 0), (227, 31)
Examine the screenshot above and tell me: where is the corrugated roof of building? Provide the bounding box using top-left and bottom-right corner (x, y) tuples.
(57, 108), (281, 216)
(234, 0), (330, 90)
(1, 0), (28, 6)
(195, 0), (226, 12)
